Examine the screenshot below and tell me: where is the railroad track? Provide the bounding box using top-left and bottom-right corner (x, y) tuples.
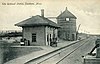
(26, 38), (92, 64)
(56, 39), (90, 64)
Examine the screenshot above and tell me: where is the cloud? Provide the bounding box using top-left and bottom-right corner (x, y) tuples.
(68, 0), (100, 15)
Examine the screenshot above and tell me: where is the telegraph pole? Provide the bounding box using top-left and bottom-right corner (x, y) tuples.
(76, 24), (81, 40)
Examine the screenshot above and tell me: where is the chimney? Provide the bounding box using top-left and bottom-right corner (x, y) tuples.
(41, 9), (44, 17)
(65, 7), (67, 10)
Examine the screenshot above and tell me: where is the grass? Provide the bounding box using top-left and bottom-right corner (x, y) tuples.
(3, 46), (43, 63)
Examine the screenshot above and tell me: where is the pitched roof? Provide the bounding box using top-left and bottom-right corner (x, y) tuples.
(15, 15), (59, 28)
(57, 7), (77, 19)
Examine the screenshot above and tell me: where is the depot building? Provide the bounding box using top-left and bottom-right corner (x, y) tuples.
(15, 9), (59, 46)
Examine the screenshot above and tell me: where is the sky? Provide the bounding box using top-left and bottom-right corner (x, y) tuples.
(0, 0), (100, 34)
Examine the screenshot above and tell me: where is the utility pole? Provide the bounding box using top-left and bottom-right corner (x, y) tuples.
(76, 24), (81, 40)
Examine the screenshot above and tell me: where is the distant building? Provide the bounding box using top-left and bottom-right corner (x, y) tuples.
(15, 10), (59, 46)
(56, 7), (77, 41)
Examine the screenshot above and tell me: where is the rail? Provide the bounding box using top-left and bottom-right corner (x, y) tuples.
(56, 40), (89, 64)
(36, 39), (87, 64)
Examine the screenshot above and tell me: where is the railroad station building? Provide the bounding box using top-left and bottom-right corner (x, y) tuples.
(15, 10), (59, 46)
(56, 7), (77, 41)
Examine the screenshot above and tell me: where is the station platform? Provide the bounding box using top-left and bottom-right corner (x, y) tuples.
(4, 40), (81, 64)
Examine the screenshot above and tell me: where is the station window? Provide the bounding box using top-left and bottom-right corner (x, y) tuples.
(66, 18), (70, 21)
(32, 33), (36, 42)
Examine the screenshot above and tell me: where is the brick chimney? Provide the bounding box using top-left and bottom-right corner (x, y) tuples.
(41, 9), (44, 17)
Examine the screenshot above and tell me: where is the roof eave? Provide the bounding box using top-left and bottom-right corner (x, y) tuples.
(15, 24), (59, 28)
(14, 24), (21, 27)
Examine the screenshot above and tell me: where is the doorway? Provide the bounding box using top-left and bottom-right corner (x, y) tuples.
(72, 34), (75, 41)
